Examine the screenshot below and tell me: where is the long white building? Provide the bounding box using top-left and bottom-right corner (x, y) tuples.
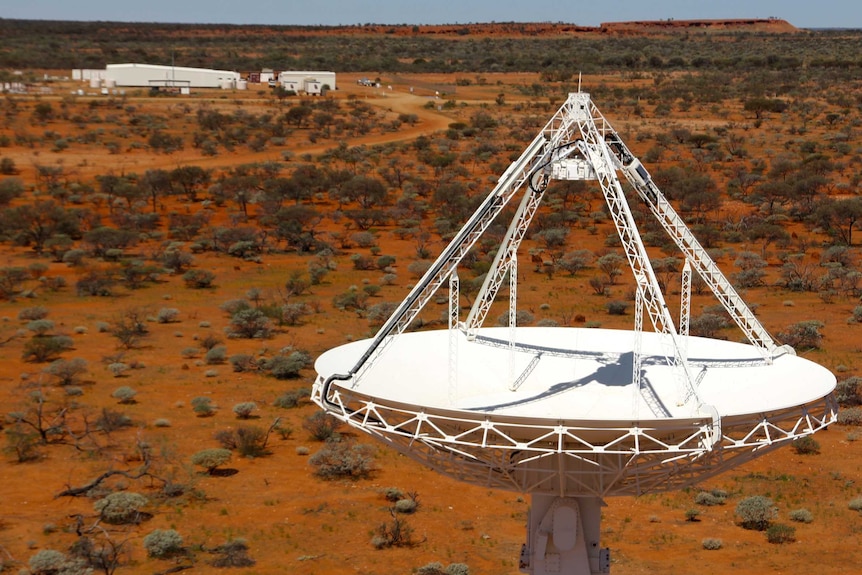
(105, 63), (240, 89)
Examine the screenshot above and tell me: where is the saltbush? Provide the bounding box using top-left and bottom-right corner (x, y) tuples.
(94, 491), (148, 524)
(701, 538), (723, 550)
(191, 448), (232, 474)
(232, 401), (257, 419)
(735, 496), (777, 531)
(144, 528), (184, 558)
(309, 440), (376, 479)
(789, 508), (813, 523)
(791, 436), (820, 454)
(766, 523), (796, 544)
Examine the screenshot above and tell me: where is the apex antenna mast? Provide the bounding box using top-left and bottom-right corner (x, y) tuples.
(313, 92), (836, 575)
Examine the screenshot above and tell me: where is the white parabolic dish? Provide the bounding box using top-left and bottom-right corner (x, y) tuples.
(314, 327), (837, 496)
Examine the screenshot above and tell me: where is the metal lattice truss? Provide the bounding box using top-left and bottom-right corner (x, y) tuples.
(322, 91), (782, 414)
(314, 91), (838, 499)
(320, 383), (837, 497)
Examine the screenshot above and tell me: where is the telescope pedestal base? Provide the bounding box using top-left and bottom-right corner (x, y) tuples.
(520, 495), (609, 575)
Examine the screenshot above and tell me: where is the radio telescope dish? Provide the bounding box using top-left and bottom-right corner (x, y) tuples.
(312, 92), (837, 575)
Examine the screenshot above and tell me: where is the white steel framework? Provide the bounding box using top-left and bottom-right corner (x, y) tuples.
(312, 92), (838, 575)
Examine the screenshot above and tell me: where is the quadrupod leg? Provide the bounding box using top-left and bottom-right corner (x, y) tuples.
(520, 495), (610, 575)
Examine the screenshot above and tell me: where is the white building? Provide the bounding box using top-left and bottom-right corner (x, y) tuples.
(104, 63), (240, 89)
(277, 71), (336, 94)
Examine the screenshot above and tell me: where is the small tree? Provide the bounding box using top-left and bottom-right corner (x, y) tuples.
(191, 448), (232, 474)
(777, 320), (824, 351)
(43, 357), (88, 386)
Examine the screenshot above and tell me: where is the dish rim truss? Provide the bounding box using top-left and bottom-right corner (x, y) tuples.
(317, 380), (837, 497)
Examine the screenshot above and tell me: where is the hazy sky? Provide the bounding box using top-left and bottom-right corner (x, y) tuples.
(2, 0), (860, 28)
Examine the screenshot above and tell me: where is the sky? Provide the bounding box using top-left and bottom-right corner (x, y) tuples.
(2, 0), (860, 29)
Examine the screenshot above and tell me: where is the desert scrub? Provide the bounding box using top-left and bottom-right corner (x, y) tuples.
(789, 508), (813, 523)
(302, 411), (342, 441)
(112, 385), (137, 404)
(107, 362), (129, 377)
(156, 307), (180, 323)
(210, 539), (255, 567)
(309, 440), (376, 479)
(144, 528), (184, 558)
(837, 407), (862, 426)
(791, 435), (820, 454)
(191, 448), (232, 474)
(701, 538), (723, 550)
(395, 497), (419, 514)
(766, 523), (796, 544)
(695, 490), (726, 506)
(273, 387), (310, 408)
(153, 418), (171, 427)
(94, 491), (148, 524)
(18, 306), (49, 321)
(191, 396), (214, 416)
(735, 495), (777, 530)
(232, 401), (257, 419)
(848, 497), (862, 512)
(205, 345), (227, 364)
(215, 425), (271, 458)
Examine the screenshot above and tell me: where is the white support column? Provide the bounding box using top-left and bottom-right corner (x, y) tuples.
(509, 254), (518, 391)
(633, 287), (644, 419)
(680, 259), (692, 360)
(449, 272), (460, 405)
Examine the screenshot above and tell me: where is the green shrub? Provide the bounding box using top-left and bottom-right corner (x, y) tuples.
(22, 335), (73, 362)
(112, 385), (137, 404)
(143, 528), (184, 558)
(789, 508), (813, 523)
(701, 538), (723, 550)
(303, 411), (342, 441)
(191, 396), (214, 416)
(791, 436), (820, 454)
(232, 401), (257, 419)
(191, 448), (232, 474)
(156, 307), (180, 323)
(309, 440), (376, 479)
(94, 491), (148, 524)
(215, 425), (270, 457)
(836, 377), (862, 407)
(777, 320), (823, 351)
(695, 491), (725, 506)
(605, 300), (629, 315)
(273, 388), (311, 408)
(735, 495), (776, 530)
(28, 550), (81, 575)
(765, 523), (796, 544)
(685, 508), (701, 522)
(265, 351), (310, 379)
(18, 306), (49, 321)
(837, 407), (862, 426)
(395, 498), (419, 514)
(205, 345), (227, 364)
(43, 357), (88, 386)
(210, 539), (255, 567)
